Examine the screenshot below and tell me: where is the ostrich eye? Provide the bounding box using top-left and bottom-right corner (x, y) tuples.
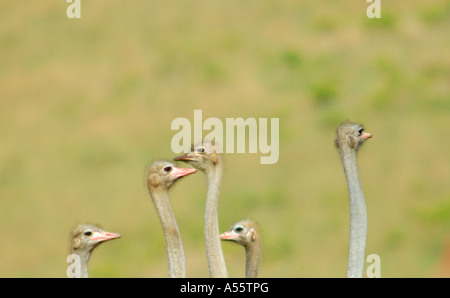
(84, 231), (92, 236)
(357, 128), (364, 135)
(235, 226), (244, 233)
(197, 147), (205, 153)
(163, 166), (172, 172)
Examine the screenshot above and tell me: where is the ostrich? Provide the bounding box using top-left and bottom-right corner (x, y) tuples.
(174, 142), (228, 278)
(69, 224), (121, 278)
(220, 219), (261, 278)
(146, 160), (197, 278)
(335, 121), (372, 278)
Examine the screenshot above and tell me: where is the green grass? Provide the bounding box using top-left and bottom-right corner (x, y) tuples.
(0, 0), (449, 277)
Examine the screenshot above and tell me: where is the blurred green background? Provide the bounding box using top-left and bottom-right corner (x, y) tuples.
(0, 0), (449, 277)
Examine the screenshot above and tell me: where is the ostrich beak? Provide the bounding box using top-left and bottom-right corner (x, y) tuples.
(219, 231), (235, 241)
(174, 152), (201, 162)
(361, 132), (372, 140)
(91, 231), (122, 242)
(170, 167), (197, 179)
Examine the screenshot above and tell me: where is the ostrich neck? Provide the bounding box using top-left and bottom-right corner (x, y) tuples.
(70, 249), (91, 278)
(204, 160), (228, 278)
(150, 188), (186, 278)
(245, 239), (261, 278)
(340, 146), (367, 278)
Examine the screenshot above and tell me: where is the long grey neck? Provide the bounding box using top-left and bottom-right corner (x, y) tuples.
(340, 146), (367, 278)
(245, 239), (261, 278)
(151, 189), (186, 278)
(71, 249), (91, 278)
(204, 160), (228, 278)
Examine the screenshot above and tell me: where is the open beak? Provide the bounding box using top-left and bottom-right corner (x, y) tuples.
(170, 167), (197, 179)
(361, 132), (372, 140)
(91, 231), (122, 242)
(173, 152), (200, 162)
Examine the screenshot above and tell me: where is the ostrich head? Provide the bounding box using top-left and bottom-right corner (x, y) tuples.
(173, 142), (220, 171)
(220, 219), (259, 247)
(335, 122), (372, 151)
(147, 161), (197, 190)
(70, 224), (121, 254)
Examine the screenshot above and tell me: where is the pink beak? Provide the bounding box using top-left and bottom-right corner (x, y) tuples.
(91, 231), (122, 242)
(170, 167), (197, 179)
(219, 231), (235, 240)
(173, 152), (197, 162)
(361, 132), (372, 140)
